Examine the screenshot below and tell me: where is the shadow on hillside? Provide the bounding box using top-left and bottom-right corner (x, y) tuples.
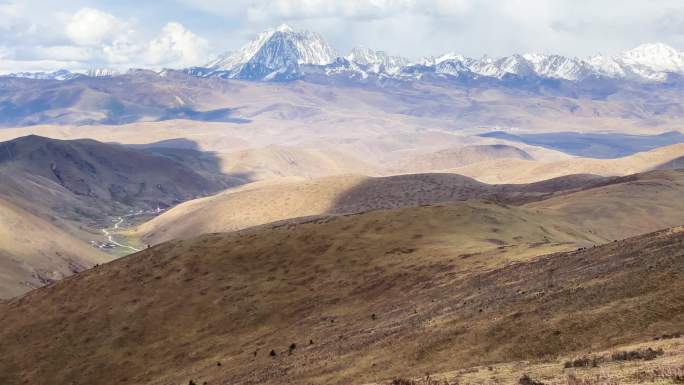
(122, 138), (254, 193)
(652, 156), (684, 171)
(480, 130), (684, 159)
(324, 172), (622, 216)
(324, 174), (494, 215)
(157, 107), (251, 124)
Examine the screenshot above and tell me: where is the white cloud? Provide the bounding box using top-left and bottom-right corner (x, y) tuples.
(146, 22), (210, 68)
(0, 1), (23, 28)
(5, 1), (684, 72)
(246, 0), (413, 21)
(178, 0), (684, 59)
(0, 5), (210, 73)
(65, 8), (131, 46)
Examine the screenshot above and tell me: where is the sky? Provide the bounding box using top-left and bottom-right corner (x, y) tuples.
(2, 0), (684, 73)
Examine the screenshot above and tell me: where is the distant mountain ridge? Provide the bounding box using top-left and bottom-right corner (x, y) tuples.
(7, 26), (684, 84)
(186, 26), (684, 82)
(189, 24), (338, 80)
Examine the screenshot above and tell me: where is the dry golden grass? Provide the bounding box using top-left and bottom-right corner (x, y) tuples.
(1, 203), (681, 385)
(371, 337), (684, 385)
(451, 143), (684, 184)
(0, 197), (110, 298)
(131, 172), (606, 245)
(525, 170), (684, 240)
(133, 169), (684, 248)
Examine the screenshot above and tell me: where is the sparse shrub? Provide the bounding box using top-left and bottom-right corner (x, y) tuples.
(269, 349), (277, 357)
(631, 366), (684, 383)
(288, 343), (297, 354)
(654, 331), (683, 340)
(188, 381), (197, 385)
(610, 347), (663, 361)
(564, 374), (619, 385)
(563, 356), (602, 368)
(519, 374), (546, 385)
(390, 379), (417, 385)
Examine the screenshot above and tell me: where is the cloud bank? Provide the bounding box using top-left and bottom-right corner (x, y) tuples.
(0, 2), (209, 72)
(2, 0), (684, 73)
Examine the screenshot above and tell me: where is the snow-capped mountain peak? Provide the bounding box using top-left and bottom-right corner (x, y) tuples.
(620, 42), (684, 73)
(189, 25), (684, 83)
(522, 53), (590, 80)
(86, 68), (120, 77)
(420, 52), (466, 66)
(1, 69), (77, 81)
(345, 46), (410, 75)
(203, 25), (337, 80)
(584, 42), (684, 81)
(275, 23), (294, 33)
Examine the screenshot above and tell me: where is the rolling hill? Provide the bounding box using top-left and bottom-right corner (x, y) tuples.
(0, 203), (681, 385)
(0, 135), (241, 298)
(0, 198), (109, 298)
(388, 144), (533, 174)
(526, 169), (684, 240)
(451, 142), (684, 183)
(0, 135), (235, 227)
(217, 145), (377, 180)
(133, 172), (610, 245)
(134, 169), (684, 247)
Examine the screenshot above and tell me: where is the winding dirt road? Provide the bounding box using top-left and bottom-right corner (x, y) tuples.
(102, 217), (141, 253)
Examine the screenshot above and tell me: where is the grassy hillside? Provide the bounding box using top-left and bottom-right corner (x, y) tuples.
(133, 173), (608, 245)
(134, 170), (684, 247)
(2, 203), (681, 385)
(0, 135), (240, 297)
(373, 336), (684, 385)
(526, 170), (684, 240)
(0, 198), (110, 298)
(388, 144), (533, 174)
(451, 142), (684, 183)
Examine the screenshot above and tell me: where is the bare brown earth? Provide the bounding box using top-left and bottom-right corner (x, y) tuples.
(1, 203), (682, 385)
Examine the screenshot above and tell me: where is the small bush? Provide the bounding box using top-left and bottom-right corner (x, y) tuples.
(563, 356), (602, 368)
(631, 366), (684, 383)
(390, 379), (417, 385)
(654, 331), (683, 340)
(610, 347), (663, 361)
(269, 349), (277, 357)
(519, 374), (546, 385)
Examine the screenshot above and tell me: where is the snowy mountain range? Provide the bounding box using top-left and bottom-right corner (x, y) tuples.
(186, 25), (684, 83)
(6, 25), (684, 84)
(2, 68), (121, 81)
